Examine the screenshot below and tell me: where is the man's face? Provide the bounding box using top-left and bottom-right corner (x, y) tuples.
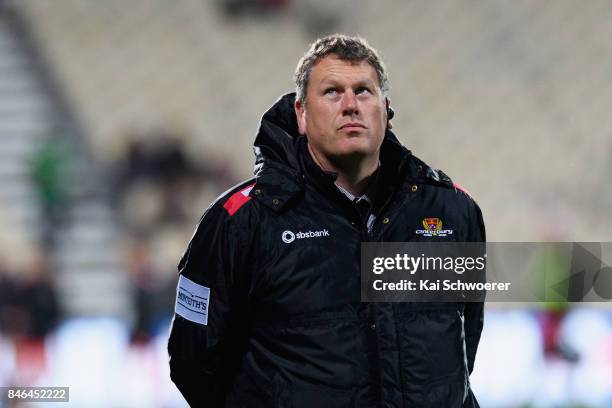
(295, 55), (387, 164)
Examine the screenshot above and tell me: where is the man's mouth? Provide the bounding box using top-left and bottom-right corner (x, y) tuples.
(339, 122), (367, 130)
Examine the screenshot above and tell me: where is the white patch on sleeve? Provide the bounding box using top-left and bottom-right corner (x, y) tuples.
(241, 185), (254, 196)
(175, 275), (210, 325)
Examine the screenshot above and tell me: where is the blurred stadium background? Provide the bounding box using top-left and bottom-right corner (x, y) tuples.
(0, 0), (611, 406)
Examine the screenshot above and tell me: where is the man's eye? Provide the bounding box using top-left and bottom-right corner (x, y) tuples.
(355, 87), (371, 95)
(324, 88), (337, 95)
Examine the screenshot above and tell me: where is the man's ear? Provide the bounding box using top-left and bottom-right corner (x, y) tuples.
(295, 99), (307, 135)
(385, 97), (394, 130)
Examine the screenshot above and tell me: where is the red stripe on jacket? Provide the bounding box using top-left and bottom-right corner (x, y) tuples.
(223, 183), (255, 216)
(453, 182), (472, 197)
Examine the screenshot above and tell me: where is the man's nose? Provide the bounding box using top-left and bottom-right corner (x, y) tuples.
(341, 91), (358, 116)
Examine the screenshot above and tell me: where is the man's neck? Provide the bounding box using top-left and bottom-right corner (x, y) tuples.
(307, 144), (379, 196)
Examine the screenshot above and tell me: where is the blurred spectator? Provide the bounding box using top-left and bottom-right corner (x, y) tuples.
(126, 240), (175, 343)
(0, 249), (60, 387)
(0, 251), (60, 340)
(30, 136), (74, 249)
(526, 210), (582, 363)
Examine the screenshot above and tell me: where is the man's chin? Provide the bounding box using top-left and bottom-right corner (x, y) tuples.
(335, 141), (378, 158)
(327, 149), (376, 166)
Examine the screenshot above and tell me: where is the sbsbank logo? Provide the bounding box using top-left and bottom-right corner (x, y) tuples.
(282, 229), (330, 243)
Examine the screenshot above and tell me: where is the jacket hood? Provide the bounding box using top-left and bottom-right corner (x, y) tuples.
(253, 93), (301, 176)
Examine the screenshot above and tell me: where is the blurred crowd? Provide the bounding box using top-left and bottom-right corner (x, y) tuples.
(112, 129), (238, 342)
(0, 128), (239, 393)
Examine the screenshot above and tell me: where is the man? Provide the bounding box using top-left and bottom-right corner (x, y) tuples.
(168, 34), (485, 407)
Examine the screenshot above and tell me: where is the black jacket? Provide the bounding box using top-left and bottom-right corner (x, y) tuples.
(168, 93), (486, 407)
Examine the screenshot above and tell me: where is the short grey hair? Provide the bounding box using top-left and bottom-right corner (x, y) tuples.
(294, 34), (389, 104)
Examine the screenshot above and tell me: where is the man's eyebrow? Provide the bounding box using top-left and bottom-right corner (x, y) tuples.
(319, 77), (376, 87)
(319, 77), (342, 86)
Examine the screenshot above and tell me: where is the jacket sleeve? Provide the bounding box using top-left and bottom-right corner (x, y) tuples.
(168, 201), (250, 407)
(464, 198), (486, 375)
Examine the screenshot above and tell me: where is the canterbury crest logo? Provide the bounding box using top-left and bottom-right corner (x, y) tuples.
(281, 229), (330, 243)
(415, 217), (454, 237)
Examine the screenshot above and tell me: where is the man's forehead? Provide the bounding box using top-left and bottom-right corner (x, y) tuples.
(310, 56), (378, 84)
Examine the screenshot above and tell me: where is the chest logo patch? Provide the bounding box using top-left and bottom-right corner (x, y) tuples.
(282, 229), (330, 243)
(416, 217), (454, 237)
